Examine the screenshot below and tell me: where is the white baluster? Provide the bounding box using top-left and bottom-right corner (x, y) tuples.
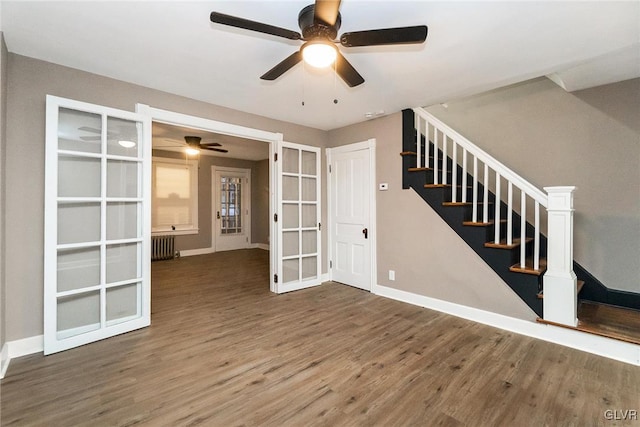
(472, 156), (478, 222)
(483, 164), (489, 223)
(507, 182), (513, 246)
(451, 142), (457, 203)
(494, 172), (501, 244)
(434, 127), (439, 185)
(462, 149), (468, 203)
(520, 191), (526, 268)
(416, 117), (422, 169)
(543, 186), (577, 327)
(534, 202), (540, 270)
(442, 133), (448, 185)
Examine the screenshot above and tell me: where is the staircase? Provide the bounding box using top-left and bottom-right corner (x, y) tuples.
(402, 108), (584, 322)
(402, 108), (640, 345)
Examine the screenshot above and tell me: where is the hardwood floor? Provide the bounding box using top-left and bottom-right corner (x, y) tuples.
(2, 249), (639, 426)
(577, 301), (640, 345)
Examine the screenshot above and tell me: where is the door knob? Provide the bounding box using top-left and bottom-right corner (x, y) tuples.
(362, 228), (368, 239)
(217, 211), (220, 219)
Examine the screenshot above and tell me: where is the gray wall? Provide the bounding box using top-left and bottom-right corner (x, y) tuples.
(328, 114), (536, 320)
(426, 77), (640, 293)
(0, 33), (7, 353)
(252, 159), (270, 245)
(152, 149), (269, 251)
(5, 53), (328, 342)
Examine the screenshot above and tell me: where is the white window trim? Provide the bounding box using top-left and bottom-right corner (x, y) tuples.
(152, 156), (199, 235)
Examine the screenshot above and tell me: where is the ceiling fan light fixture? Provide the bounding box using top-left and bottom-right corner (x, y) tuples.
(185, 147), (200, 156)
(301, 40), (337, 68)
(118, 140), (136, 148)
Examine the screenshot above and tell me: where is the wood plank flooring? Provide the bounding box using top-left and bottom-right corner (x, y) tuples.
(577, 301), (640, 345)
(2, 249), (639, 426)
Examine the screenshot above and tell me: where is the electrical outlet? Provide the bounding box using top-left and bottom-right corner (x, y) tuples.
(389, 270), (395, 281)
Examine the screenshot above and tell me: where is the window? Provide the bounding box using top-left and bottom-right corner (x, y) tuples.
(152, 157), (198, 234)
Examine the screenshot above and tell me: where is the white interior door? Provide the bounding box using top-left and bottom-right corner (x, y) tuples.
(275, 141), (322, 293)
(213, 167), (251, 252)
(44, 95), (151, 355)
(328, 141), (374, 291)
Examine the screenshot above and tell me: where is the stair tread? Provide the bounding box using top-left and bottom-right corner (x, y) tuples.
(484, 237), (533, 250)
(537, 280), (584, 299)
(442, 201), (494, 207)
(424, 184), (474, 188)
(509, 257), (547, 275)
(536, 301), (640, 345)
(409, 167), (432, 172)
(462, 220), (507, 227)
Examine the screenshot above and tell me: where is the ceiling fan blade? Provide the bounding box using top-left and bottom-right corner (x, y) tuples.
(202, 147), (229, 153)
(78, 126), (101, 134)
(261, 51), (303, 81)
(335, 52), (364, 88)
(210, 12), (301, 41)
(200, 142), (222, 147)
(314, 0), (341, 26)
(79, 136), (102, 142)
(78, 126), (117, 137)
(340, 25), (428, 47)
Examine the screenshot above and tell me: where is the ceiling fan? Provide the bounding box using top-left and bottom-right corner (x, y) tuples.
(182, 136), (228, 154)
(210, 0), (428, 87)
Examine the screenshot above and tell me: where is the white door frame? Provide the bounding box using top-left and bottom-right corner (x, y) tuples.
(211, 166), (251, 252)
(326, 139), (377, 291)
(135, 105), (282, 292)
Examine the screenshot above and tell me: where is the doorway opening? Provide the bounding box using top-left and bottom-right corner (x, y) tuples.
(137, 104), (279, 291)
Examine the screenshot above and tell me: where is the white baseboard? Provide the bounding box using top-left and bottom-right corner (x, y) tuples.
(180, 244), (270, 257)
(1, 335), (44, 379)
(374, 284), (640, 366)
(178, 247), (215, 257)
(8, 335), (44, 358)
(1, 342), (9, 379)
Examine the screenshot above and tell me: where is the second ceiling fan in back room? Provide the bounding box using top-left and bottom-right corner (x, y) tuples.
(210, 0), (428, 87)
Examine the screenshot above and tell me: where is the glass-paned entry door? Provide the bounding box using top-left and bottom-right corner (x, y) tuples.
(275, 141), (321, 293)
(213, 167), (251, 252)
(44, 95), (151, 355)
(221, 176), (243, 234)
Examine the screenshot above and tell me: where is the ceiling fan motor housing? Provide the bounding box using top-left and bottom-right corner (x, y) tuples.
(184, 136), (202, 147)
(298, 4), (341, 40)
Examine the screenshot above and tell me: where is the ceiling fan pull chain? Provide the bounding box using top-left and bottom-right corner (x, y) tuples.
(302, 60), (306, 106)
(333, 60), (338, 104)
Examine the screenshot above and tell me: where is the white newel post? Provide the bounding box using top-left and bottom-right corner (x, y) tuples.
(543, 186), (578, 327)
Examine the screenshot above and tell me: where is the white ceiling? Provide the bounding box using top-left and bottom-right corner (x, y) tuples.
(2, 1), (638, 131)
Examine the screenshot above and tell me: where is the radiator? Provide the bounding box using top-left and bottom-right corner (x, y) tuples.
(151, 235), (175, 261)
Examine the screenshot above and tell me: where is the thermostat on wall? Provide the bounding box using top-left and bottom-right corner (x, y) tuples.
(379, 183), (389, 191)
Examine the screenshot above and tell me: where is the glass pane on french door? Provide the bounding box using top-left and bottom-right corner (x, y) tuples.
(44, 95), (151, 355)
(277, 142), (321, 293)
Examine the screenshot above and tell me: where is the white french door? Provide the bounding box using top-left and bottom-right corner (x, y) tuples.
(44, 95), (151, 355)
(328, 140), (376, 291)
(213, 167), (251, 252)
(274, 141), (322, 293)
